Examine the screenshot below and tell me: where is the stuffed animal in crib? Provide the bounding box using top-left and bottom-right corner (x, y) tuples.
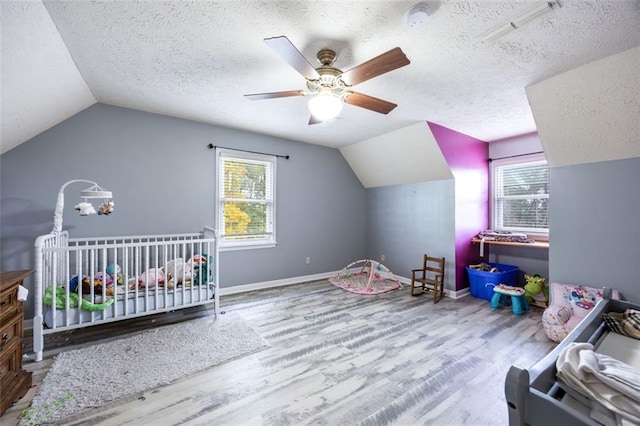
(165, 258), (192, 285)
(94, 271), (114, 286)
(106, 264), (125, 285)
(80, 275), (114, 296)
(186, 254), (214, 286)
(44, 286), (114, 311)
(136, 268), (166, 289)
(69, 275), (114, 296)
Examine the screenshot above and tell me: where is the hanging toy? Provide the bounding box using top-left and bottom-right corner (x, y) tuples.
(98, 199), (115, 215)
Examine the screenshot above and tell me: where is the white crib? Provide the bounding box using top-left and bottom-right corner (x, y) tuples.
(33, 227), (219, 362)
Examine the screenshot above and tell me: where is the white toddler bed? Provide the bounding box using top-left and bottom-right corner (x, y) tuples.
(33, 227), (219, 362)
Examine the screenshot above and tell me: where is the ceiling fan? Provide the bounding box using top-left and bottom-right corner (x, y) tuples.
(244, 36), (410, 124)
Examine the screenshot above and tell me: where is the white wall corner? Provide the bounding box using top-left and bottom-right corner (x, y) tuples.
(339, 122), (453, 188)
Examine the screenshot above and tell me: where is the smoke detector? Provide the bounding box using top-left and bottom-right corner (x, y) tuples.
(405, 2), (430, 28)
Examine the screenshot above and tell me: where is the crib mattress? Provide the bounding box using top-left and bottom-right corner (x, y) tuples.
(596, 331), (640, 368)
(43, 286), (215, 329)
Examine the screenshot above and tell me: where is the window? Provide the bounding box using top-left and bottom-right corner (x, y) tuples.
(216, 149), (276, 249)
(491, 153), (549, 237)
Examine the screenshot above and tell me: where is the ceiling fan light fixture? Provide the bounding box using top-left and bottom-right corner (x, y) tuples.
(308, 91), (343, 121)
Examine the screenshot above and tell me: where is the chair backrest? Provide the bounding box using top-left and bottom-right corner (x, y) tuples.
(548, 282), (619, 320)
(422, 255), (445, 280)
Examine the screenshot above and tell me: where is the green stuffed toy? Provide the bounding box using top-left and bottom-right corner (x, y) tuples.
(43, 286), (114, 312)
(524, 274), (548, 305)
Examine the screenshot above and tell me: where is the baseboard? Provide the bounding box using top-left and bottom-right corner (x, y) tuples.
(223, 272), (470, 300)
(397, 275), (470, 300)
(219, 271), (339, 296)
(451, 287), (471, 299)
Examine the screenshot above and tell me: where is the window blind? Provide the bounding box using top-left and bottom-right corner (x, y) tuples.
(217, 150), (276, 246)
(494, 160), (549, 232)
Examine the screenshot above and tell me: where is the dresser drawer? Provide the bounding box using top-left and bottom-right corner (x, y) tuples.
(0, 287), (18, 324)
(1, 314), (21, 351)
(0, 315), (22, 382)
(0, 337), (21, 382)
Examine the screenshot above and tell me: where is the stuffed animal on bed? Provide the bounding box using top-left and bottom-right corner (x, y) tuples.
(43, 286), (114, 311)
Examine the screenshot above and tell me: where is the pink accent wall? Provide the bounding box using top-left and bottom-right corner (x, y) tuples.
(428, 121), (488, 291)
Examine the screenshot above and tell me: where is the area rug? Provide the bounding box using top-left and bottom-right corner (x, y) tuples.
(23, 314), (269, 424)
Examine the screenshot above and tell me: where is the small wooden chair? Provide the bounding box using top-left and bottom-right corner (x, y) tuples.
(410, 255), (445, 303)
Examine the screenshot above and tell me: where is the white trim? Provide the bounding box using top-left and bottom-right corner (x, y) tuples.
(220, 242), (277, 252)
(397, 275), (470, 299)
(219, 271), (339, 296)
(220, 273), (474, 299)
(451, 287), (472, 299)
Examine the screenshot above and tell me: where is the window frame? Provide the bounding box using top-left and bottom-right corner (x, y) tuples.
(490, 152), (549, 240)
(215, 148), (277, 251)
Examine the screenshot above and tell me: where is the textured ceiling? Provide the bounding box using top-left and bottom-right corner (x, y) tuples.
(2, 0), (640, 154)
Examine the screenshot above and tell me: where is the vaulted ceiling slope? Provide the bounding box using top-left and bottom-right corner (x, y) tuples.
(527, 45), (640, 167)
(2, 1), (640, 155)
(1, 0), (96, 154)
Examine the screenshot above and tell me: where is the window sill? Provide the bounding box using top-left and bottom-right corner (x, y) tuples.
(220, 242), (277, 252)
(471, 238), (549, 249)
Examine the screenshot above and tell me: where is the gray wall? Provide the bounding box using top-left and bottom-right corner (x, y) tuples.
(486, 245), (550, 285)
(366, 179), (456, 289)
(0, 104), (368, 317)
(549, 157), (640, 303)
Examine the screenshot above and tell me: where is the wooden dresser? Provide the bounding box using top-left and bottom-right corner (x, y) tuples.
(0, 269), (34, 417)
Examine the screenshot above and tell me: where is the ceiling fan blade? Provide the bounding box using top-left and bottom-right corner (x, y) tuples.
(264, 36), (320, 80)
(244, 90), (305, 100)
(344, 92), (397, 114)
(308, 115), (323, 125)
(340, 47), (410, 86)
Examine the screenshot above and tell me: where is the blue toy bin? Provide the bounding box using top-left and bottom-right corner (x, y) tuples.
(466, 263), (519, 301)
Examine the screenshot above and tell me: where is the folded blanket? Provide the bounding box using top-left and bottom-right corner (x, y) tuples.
(556, 342), (640, 425)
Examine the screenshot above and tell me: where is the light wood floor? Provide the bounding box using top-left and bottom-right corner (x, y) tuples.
(4, 280), (556, 425)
